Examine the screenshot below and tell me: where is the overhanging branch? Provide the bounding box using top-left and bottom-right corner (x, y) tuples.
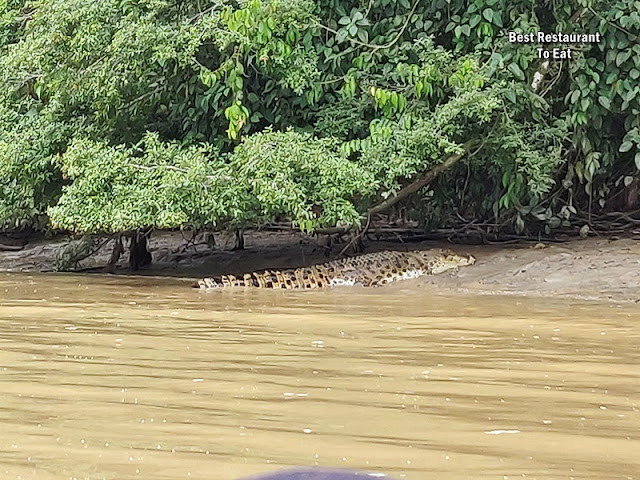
(368, 139), (480, 215)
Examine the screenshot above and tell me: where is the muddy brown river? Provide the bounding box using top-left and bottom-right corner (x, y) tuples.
(1, 273), (638, 479)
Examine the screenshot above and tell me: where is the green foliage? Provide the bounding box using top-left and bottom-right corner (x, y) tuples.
(0, 0), (28, 49)
(186, 0), (321, 141)
(1, 0), (638, 238)
(49, 129), (374, 233)
(560, 0), (640, 209)
(49, 132), (240, 232)
(322, 36), (563, 221)
(432, 0), (640, 219)
(0, 103), (66, 230)
(227, 128), (374, 231)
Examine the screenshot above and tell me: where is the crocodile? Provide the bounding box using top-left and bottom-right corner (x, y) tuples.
(196, 249), (475, 289)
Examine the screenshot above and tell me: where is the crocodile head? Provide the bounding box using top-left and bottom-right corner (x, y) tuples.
(420, 249), (476, 274)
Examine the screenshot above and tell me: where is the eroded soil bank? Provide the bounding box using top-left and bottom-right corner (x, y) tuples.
(1, 230), (639, 303)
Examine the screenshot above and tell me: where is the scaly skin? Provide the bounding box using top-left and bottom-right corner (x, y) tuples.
(196, 249), (475, 289)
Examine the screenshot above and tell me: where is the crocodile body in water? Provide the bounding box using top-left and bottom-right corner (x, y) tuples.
(196, 249), (475, 289)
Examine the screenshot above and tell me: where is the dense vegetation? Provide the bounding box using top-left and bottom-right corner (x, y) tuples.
(1, 0), (639, 251)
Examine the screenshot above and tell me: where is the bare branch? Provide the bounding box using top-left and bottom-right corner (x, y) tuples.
(368, 140), (479, 215)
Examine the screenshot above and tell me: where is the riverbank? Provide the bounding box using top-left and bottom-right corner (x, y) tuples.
(1, 230), (639, 303)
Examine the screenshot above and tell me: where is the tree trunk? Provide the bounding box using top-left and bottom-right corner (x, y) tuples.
(624, 178), (638, 210)
(129, 231), (152, 271)
(105, 234), (124, 273)
(232, 229), (245, 250)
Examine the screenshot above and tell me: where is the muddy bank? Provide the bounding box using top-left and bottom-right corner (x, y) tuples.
(1, 230), (639, 303)
(415, 237), (640, 303)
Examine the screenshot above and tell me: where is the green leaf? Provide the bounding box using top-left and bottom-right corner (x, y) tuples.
(199, 70), (216, 88)
(548, 216), (561, 228)
(415, 80), (423, 97)
(507, 62), (524, 80)
(492, 11), (503, 27)
(598, 96), (611, 109)
(626, 89), (637, 102)
(570, 90), (581, 104)
(616, 51), (629, 66)
(635, 152), (640, 170)
(482, 8), (494, 22)
(581, 97), (590, 111)
(390, 92), (398, 109)
(504, 89), (516, 103)
(619, 141), (634, 152)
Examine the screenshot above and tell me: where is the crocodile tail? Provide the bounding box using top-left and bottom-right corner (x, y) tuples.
(241, 268), (321, 288)
(197, 271), (288, 288)
(253, 269), (300, 288)
(197, 267), (323, 289)
(196, 274), (247, 288)
(196, 277), (219, 288)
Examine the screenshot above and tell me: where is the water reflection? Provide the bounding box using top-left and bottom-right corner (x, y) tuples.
(1, 273), (639, 479)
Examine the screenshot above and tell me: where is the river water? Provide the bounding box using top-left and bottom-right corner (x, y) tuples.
(1, 273), (638, 480)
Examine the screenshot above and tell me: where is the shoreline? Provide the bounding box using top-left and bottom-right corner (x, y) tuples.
(1, 230), (639, 304)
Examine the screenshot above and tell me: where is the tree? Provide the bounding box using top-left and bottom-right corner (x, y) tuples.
(1, 0), (638, 249)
